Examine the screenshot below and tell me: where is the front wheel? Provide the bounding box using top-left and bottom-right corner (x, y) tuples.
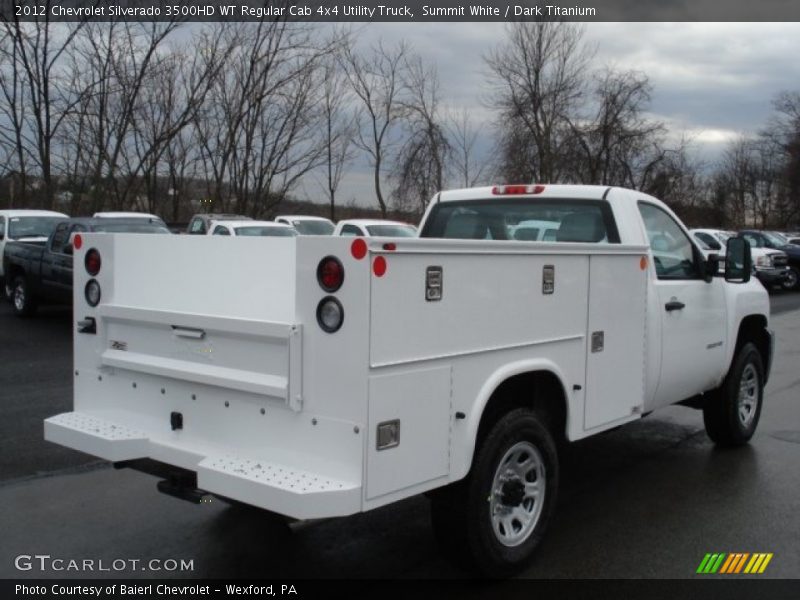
(430, 408), (559, 577)
(781, 266), (799, 291)
(703, 342), (764, 446)
(11, 276), (37, 317)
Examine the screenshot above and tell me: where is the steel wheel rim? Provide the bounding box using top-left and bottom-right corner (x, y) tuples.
(13, 284), (24, 311)
(784, 270), (798, 289)
(737, 363), (759, 428)
(489, 441), (546, 547)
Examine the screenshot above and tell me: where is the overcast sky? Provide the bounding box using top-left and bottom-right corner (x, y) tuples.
(299, 22), (800, 207)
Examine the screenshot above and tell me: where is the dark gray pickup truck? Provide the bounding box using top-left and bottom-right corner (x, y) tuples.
(3, 217), (169, 316)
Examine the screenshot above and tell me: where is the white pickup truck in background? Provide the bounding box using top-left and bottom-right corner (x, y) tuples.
(45, 184), (772, 576)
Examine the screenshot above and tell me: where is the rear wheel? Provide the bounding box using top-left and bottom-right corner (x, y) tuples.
(703, 342), (764, 446)
(11, 276), (37, 317)
(430, 408), (558, 577)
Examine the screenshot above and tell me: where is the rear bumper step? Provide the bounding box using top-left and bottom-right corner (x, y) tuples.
(45, 412), (361, 520)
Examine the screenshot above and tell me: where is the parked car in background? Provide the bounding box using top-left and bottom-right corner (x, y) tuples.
(690, 228), (730, 257)
(93, 211), (167, 228)
(333, 219), (417, 237)
(508, 219), (561, 241)
(209, 220), (297, 237)
(187, 213), (250, 235)
(274, 215), (334, 235)
(0, 209), (68, 298)
(3, 217), (169, 316)
(740, 230), (799, 291)
(788, 237), (800, 245)
(690, 228), (788, 289)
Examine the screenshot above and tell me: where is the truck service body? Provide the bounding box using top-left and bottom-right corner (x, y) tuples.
(45, 185), (772, 575)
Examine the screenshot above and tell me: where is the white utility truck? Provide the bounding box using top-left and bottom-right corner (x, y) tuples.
(45, 185), (772, 576)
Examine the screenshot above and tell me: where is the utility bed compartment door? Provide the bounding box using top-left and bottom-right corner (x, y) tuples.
(583, 254), (648, 430)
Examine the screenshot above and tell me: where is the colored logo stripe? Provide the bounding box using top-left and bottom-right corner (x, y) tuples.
(697, 553), (773, 574)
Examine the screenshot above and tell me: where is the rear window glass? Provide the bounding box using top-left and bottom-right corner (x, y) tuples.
(93, 223), (170, 234)
(235, 226), (297, 237)
(293, 220), (334, 235)
(365, 224), (417, 237)
(9, 216), (64, 239)
(420, 199), (619, 243)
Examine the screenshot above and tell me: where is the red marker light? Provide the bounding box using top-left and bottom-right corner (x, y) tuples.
(73, 234), (83, 250)
(373, 256), (387, 277)
(351, 238), (367, 260)
(382, 243), (396, 251)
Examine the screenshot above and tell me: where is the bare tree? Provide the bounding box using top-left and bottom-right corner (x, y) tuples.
(318, 54), (356, 221)
(2, 12), (87, 209)
(342, 40), (408, 216)
(447, 108), (490, 188)
(485, 22), (591, 183)
(194, 21), (341, 218)
(391, 55), (451, 213)
(570, 69), (667, 186)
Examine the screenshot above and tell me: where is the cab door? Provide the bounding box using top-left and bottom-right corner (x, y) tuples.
(638, 202), (727, 407)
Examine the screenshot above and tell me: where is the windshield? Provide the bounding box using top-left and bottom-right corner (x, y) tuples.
(365, 224), (417, 237)
(235, 226), (297, 237)
(93, 223), (170, 234)
(420, 199), (619, 243)
(763, 232), (787, 247)
(8, 216), (64, 239)
(768, 231), (789, 245)
(293, 220), (334, 235)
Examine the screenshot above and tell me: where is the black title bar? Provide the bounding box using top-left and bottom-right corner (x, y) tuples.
(2, 0), (800, 22)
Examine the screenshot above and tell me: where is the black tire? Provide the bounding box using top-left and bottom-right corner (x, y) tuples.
(703, 342), (764, 447)
(781, 266), (799, 291)
(2, 277), (11, 302)
(11, 276), (37, 317)
(430, 408), (559, 577)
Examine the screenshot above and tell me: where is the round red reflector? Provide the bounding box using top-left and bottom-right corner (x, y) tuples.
(317, 256), (344, 292)
(85, 249), (101, 276)
(373, 256), (387, 277)
(351, 238), (367, 260)
(73, 234), (83, 250)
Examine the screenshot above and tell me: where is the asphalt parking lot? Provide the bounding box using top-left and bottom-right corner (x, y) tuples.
(1, 292), (799, 579)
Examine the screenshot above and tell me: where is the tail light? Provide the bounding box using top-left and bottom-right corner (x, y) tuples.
(317, 256), (344, 292)
(85, 279), (101, 307)
(316, 296), (344, 333)
(491, 184), (545, 195)
(85, 248), (101, 276)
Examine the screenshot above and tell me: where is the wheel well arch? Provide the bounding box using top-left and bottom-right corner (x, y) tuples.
(5, 263), (25, 284)
(734, 314), (770, 369)
(471, 366), (570, 467)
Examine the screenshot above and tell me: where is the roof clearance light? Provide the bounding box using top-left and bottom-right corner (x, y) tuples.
(491, 184), (546, 195)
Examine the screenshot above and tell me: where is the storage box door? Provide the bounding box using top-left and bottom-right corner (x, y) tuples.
(583, 254), (648, 430)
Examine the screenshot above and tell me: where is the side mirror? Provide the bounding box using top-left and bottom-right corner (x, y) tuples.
(704, 254), (720, 282)
(725, 237), (751, 283)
